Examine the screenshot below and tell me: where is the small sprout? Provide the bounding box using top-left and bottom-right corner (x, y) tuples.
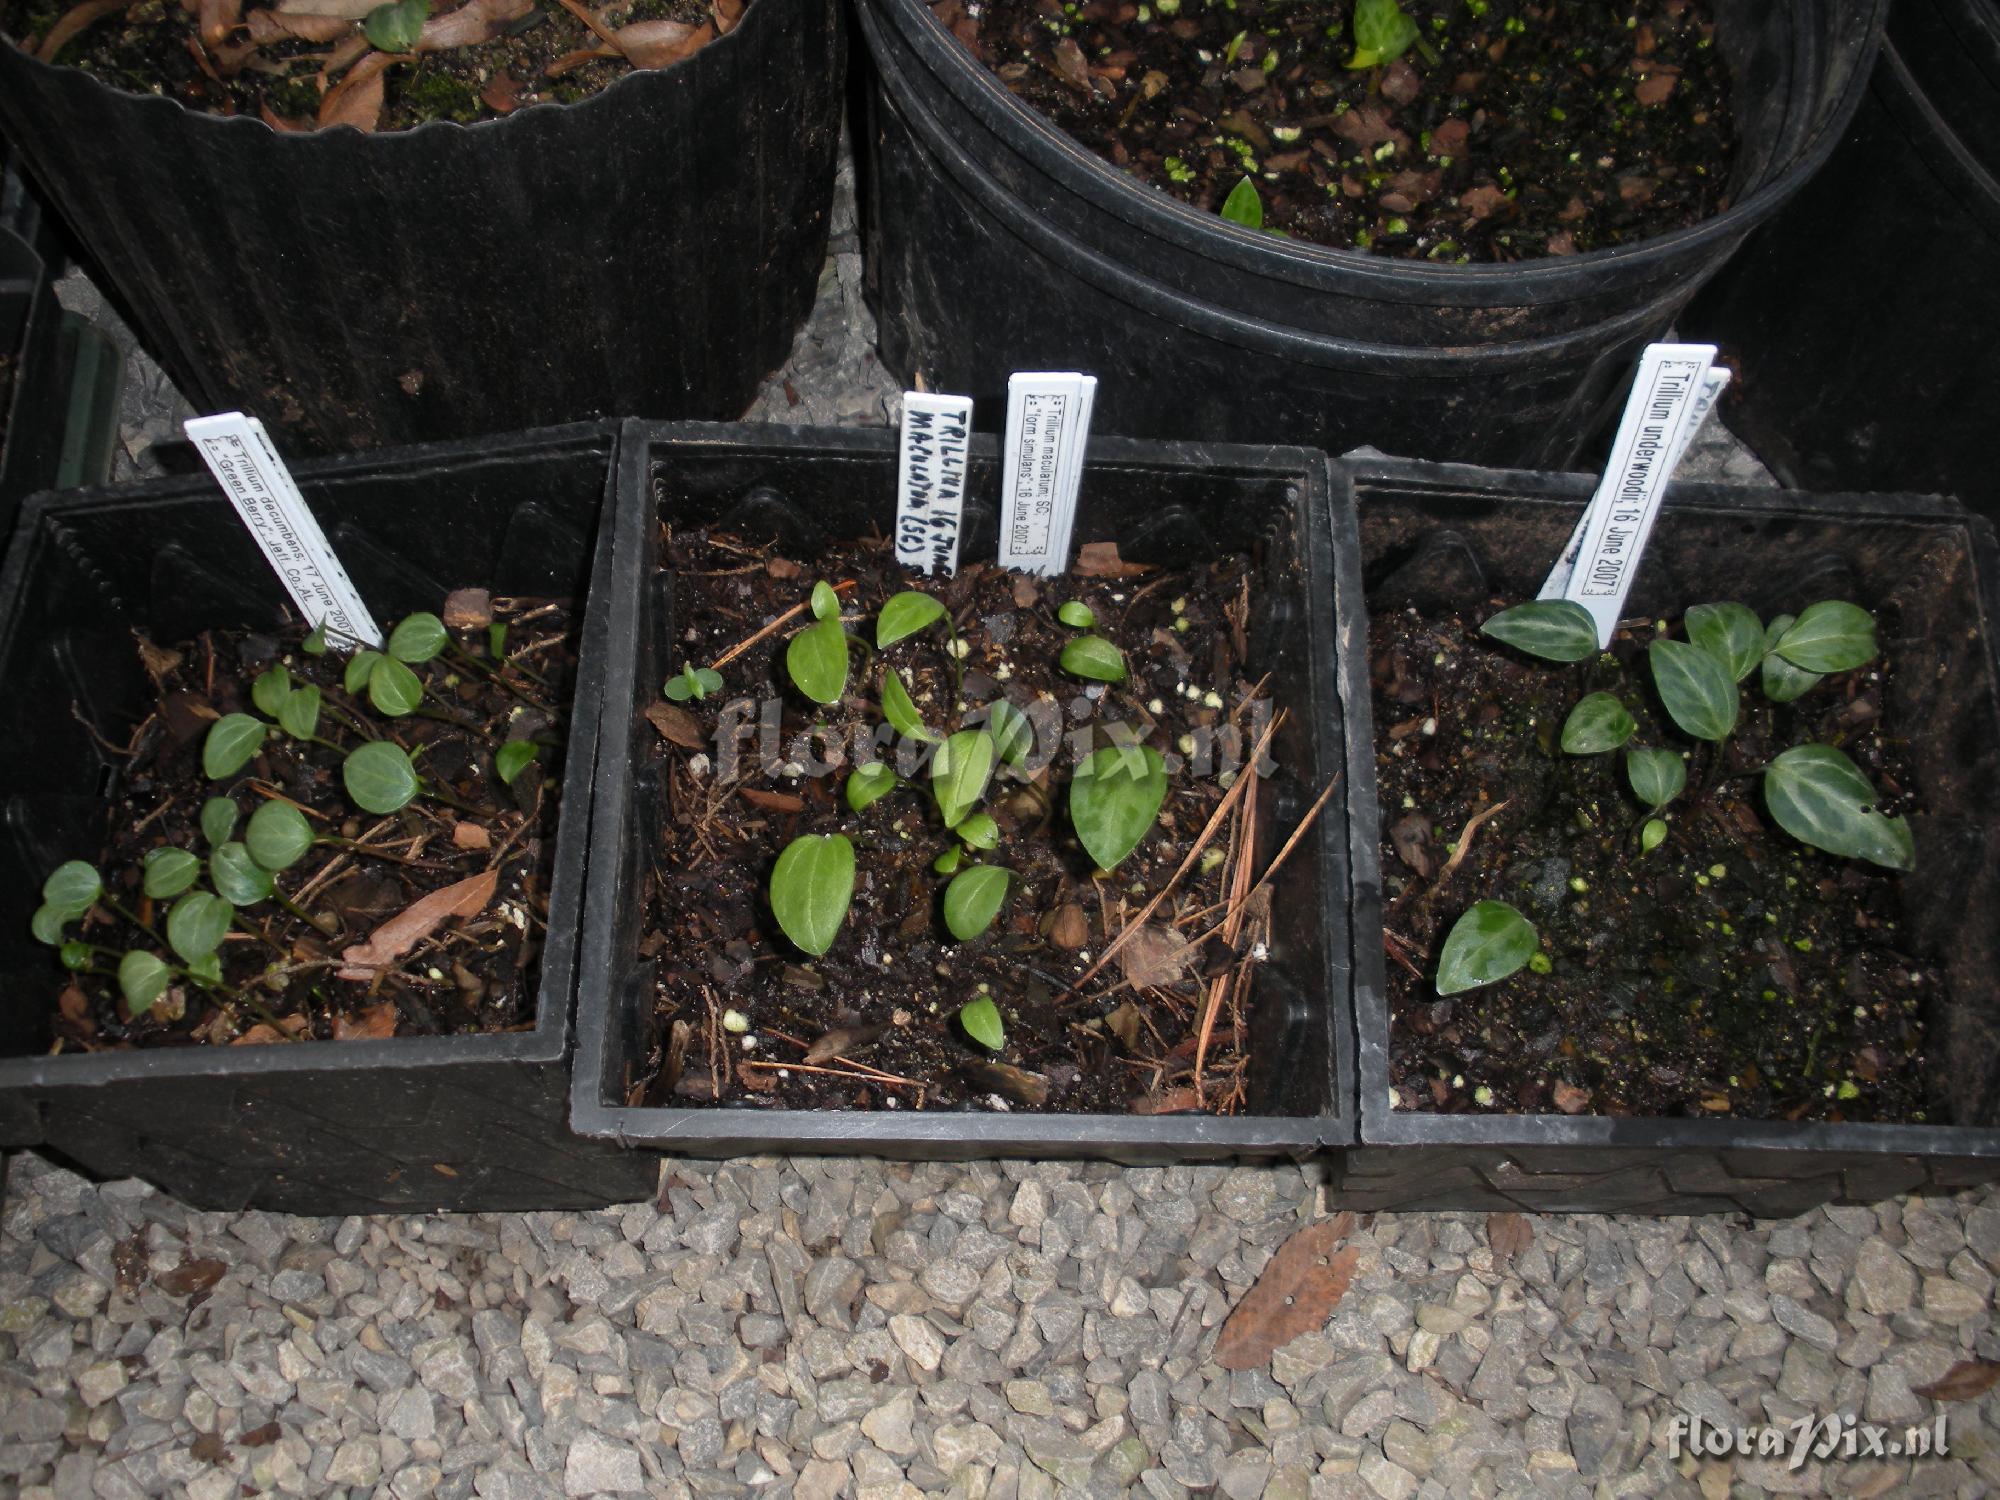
(932, 730), (997, 831)
(245, 799), (314, 872)
(944, 865), (1011, 941)
(166, 891), (234, 964)
(846, 761), (899, 813)
(1568, 876), (1588, 894)
(1220, 177), (1264, 229)
(344, 741), (421, 815)
(362, 0), (430, 52)
(877, 590), (948, 648)
(787, 583), (850, 706)
(1435, 901), (1538, 995)
(495, 740), (539, 786)
(203, 714), (269, 780)
(1199, 847), (1227, 875)
(200, 796), (239, 848)
(933, 846), (964, 875)
(664, 664), (724, 702)
(1684, 603), (1764, 682)
(721, 1009), (751, 1035)
(1770, 600), (1877, 674)
(1764, 744), (1914, 870)
(278, 685), (322, 741)
(488, 622), (509, 660)
(387, 612), (448, 665)
(1060, 635), (1127, 683)
(368, 654), (424, 717)
(958, 995), (1006, 1050)
(769, 834), (856, 956)
(252, 664), (292, 719)
(1560, 693), (1636, 755)
(1649, 638), (1738, 743)
(210, 842), (274, 906)
(118, 951), (172, 1016)
(301, 623), (329, 656)
(1057, 600), (1097, 630)
(1837, 1079), (1860, 1101)
(1480, 600), (1598, 662)
(1473, 1086), (1496, 1105)
(142, 847), (202, 900)
(987, 699), (1035, 767)
(1346, 0), (1417, 67)
(1526, 951), (1553, 975)
(1625, 747), (1686, 811)
(1640, 817), (1669, 854)
(1070, 745), (1167, 871)
(59, 941), (91, 971)
(956, 812), (1001, 850)
(881, 667), (939, 743)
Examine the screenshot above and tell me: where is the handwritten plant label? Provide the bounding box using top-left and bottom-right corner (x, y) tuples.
(1538, 345), (1722, 646)
(895, 392), (974, 576)
(998, 372), (1096, 576)
(185, 412), (383, 647)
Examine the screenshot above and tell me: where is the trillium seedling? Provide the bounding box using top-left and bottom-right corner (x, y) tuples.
(1059, 634), (1127, 683)
(958, 995), (1006, 1050)
(787, 581), (851, 706)
(877, 590), (947, 648)
(769, 833), (856, 956)
(1348, 0), (1420, 68)
(1435, 900), (1539, 995)
(1070, 745), (1167, 872)
(665, 664), (723, 702)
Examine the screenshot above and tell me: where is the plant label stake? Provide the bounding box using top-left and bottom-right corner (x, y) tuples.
(998, 371), (1096, 576)
(184, 412), (383, 648)
(1537, 345), (1727, 647)
(896, 391), (974, 576)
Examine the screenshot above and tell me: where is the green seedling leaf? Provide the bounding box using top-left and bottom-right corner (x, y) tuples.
(846, 761), (898, 813)
(1560, 693), (1636, 755)
(1760, 614), (1823, 703)
(30, 905), (68, 946)
(932, 730), (997, 830)
(488, 622), (508, 659)
(788, 617), (849, 705)
(203, 713), (268, 779)
(142, 847), (203, 900)
(118, 951), (171, 1016)
(958, 995), (1005, 1050)
(1349, 0), (1417, 67)
(1480, 600), (1599, 662)
(345, 649), (386, 696)
(664, 664), (724, 702)
(1219, 176), (1263, 228)
(1625, 747), (1686, 811)
(881, 668), (938, 743)
(302, 624), (328, 656)
(933, 846), (963, 875)
(279, 684), (322, 741)
(362, 0), (429, 51)
(769, 833), (855, 956)
(877, 590), (947, 648)
(945, 865), (1011, 942)
(43, 861), (102, 919)
(811, 581), (842, 623)
(186, 952), (223, 987)
(200, 797), (239, 848)
(1060, 634), (1127, 683)
(1774, 600), (1877, 674)
(1071, 745), (1167, 871)
(694, 667), (723, 696)
(252, 664), (292, 718)
(59, 941), (91, 971)
(245, 799), (314, 872)
(166, 891), (234, 963)
(344, 741), (420, 814)
(956, 811), (1000, 850)
(1649, 637), (1738, 742)
(496, 740), (538, 786)
(664, 672), (695, 702)
(988, 699), (1035, 767)
(1685, 603), (1764, 682)
(388, 611), (448, 664)
(1435, 900), (1539, 995)
(210, 841), (274, 906)
(369, 654), (424, 717)
(1640, 817), (1668, 854)
(1764, 744), (1914, 871)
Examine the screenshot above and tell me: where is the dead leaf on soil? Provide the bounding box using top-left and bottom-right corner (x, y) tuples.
(318, 48), (388, 130)
(37, 0), (129, 62)
(1459, 183), (1510, 221)
(1072, 541), (1153, 579)
(1103, 1000), (1143, 1051)
(418, 0), (534, 51)
(197, 0), (241, 45)
(804, 1024), (885, 1066)
(1046, 902), (1089, 949)
(443, 587), (493, 630)
(1551, 1080), (1592, 1114)
(331, 1000), (399, 1040)
(1633, 68), (1679, 105)
(1914, 1360), (2000, 1402)
(765, 555), (804, 580)
(711, 0), (742, 31)
(238, 1421), (283, 1448)
(337, 868), (498, 980)
(451, 821), (491, 850)
(1011, 574), (1040, 607)
(247, 9), (354, 42)
(480, 71), (524, 111)
(739, 787), (805, 814)
(1214, 1214), (1360, 1370)
(156, 1256), (228, 1297)
(275, 0), (376, 15)
(189, 1431), (231, 1467)
(645, 701), (705, 750)
(1051, 35), (1090, 91)
(612, 15), (713, 67)
(1487, 1211), (1533, 1264)
(133, 633), (184, 692)
(1130, 1087), (1204, 1115)
(1120, 923), (1192, 989)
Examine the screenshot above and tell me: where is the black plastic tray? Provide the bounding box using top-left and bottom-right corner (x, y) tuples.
(571, 421), (1357, 1161)
(0, 422), (658, 1214)
(1335, 455), (2000, 1215)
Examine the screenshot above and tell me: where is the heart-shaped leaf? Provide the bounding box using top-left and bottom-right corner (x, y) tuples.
(881, 668), (937, 743)
(1351, 0), (1418, 63)
(1056, 600), (1097, 629)
(118, 950), (172, 1015)
(362, 0), (430, 52)
(932, 730), (997, 830)
(167, 890), (235, 963)
(203, 713), (268, 779)
(1625, 747), (1687, 810)
(1219, 177), (1264, 228)
(344, 741), (420, 814)
(944, 865), (1011, 941)
(1773, 601), (1877, 674)
(788, 618), (849, 705)
(302, 624), (329, 656)
(811, 581), (842, 623)
(388, 611), (448, 664)
(1070, 744), (1167, 871)
(1480, 600), (1599, 662)
(1649, 638), (1738, 742)
(1764, 744), (1914, 870)
(344, 649), (385, 696)
(142, 847), (203, 900)
(877, 590), (947, 648)
(278, 684), (322, 741)
(1060, 634), (1127, 683)
(846, 761), (898, 813)
(210, 842), (274, 906)
(251, 664), (292, 718)
(42, 860), (103, 918)
(1559, 693), (1636, 755)
(956, 811), (1000, 850)
(29, 904), (68, 945)
(496, 741), (538, 786)
(245, 799), (315, 871)
(369, 654), (424, 717)
(987, 699), (1035, 767)
(769, 834), (856, 956)
(958, 995), (1006, 1049)
(1435, 900), (1539, 995)
(1760, 613), (1824, 703)
(1685, 603), (1763, 682)
(200, 797), (239, 848)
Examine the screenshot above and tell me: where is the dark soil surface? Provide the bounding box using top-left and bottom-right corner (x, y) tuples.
(1371, 604), (1939, 1123)
(4, 0), (736, 130)
(951, 0), (1736, 260)
(47, 595), (572, 1052)
(637, 531), (1283, 1115)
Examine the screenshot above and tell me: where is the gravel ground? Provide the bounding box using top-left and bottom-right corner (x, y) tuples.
(19, 125), (1999, 1500)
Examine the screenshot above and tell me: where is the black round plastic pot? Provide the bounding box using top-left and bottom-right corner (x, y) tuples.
(0, 0), (843, 457)
(857, 0), (1887, 467)
(1688, 24), (2000, 504)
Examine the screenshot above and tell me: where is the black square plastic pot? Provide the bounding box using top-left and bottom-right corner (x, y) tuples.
(1336, 455), (2000, 1216)
(0, 423), (658, 1214)
(571, 422), (1356, 1161)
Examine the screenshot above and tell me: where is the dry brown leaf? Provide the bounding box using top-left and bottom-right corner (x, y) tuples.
(738, 786), (804, 814)
(737, 1061), (777, 1092)
(1120, 923), (1192, 988)
(1913, 1360), (2000, 1402)
(337, 868), (498, 979)
(1103, 1000), (1142, 1051)
(451, 821), (491, 850)
(238, 1421), (283, 1448)
(1634, 69), (1678, 105)
(331, 1000), (399, 1040)
(260, 101), (313, 130)
(1130, 1087), (1203, 1115)
(615, 15), (713, 67)
(544, 45), (615, 74)
(247, 8), (353, 41)
(418, 0), (533, 50)
(318, 48), (388, 130)
(1487, 1211), (1533, 1264)
(479, 71), (524, 111)
(58, 986), (90, 1023)
(711, 0), (741, 31)
(1552, 1080), (1592, 1114)
(645, 701), (704, 750)
(316, 29), (372, 77)
(765, 555), (804, 580)
(1046, 902), (1089, 949)
(1011, 574), (1040, 607)
(38, 0), (129, 61)
(1051, 35), (1090, 90)
(133, 633), (184, 691)
(803, 1024), (884, 1066)
(156, 1256), (228, 1296)
(439, 588), (492, 630)
(1214, 1215), (1360, 1370)
(189, 1431), (231, 1467)
(1072, 541), (1153, 579)
(198, 0), (241, 46)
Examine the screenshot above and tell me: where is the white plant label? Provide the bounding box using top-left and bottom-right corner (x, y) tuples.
(998, 372), (1097, 576)
(1539, 345), (1721, 646)
(185, 412), (383, 648)
(895, 392), (974, 576)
